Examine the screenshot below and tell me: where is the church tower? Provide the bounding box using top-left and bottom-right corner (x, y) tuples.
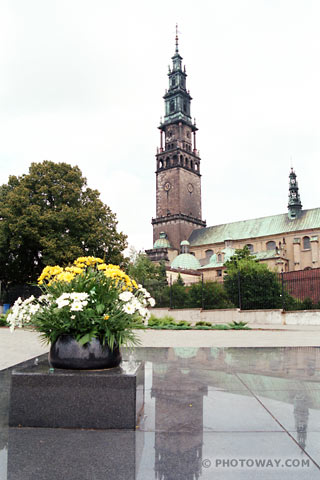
(151, 28), (206, 252)
(288, 168), (302, 219)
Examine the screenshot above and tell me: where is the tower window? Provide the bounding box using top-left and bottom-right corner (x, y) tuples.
(170, 100), (175, 113)
(171, 77), (176, 87)
(303, 236), (311, 249)
(205, 249), (213, 258)
(159, 160), (163, 169)
(183, 101), (187, 112)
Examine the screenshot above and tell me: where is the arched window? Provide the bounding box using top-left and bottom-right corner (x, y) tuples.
(194, 163), (198, 171)
(266, 241), (276, 250)
(159, 160), (163, 169)
(190, 160), (194, 170)
(246, 244), (254, 253)
(217, 254), (222, 262)
(170, 100), (175, 113)
(165, 157), (170, 167)
(205, 249), (213, 259)
(303, 236), (311, 249)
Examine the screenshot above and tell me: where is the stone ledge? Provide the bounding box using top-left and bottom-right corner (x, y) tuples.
(9, 359), (144, 430)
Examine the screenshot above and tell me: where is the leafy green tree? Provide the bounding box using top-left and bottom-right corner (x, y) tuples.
(186, 281), (234, 309)
(0, 161), (127, 287)
(224, 248), (282, 309)
(128, 252), (168, 306)
(224, 245), (256, 268)
(170, 275), (188, 309)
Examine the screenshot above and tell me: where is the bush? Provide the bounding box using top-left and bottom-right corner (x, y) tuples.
(186, 281), (234, 310)
(0, 314), (9, 327)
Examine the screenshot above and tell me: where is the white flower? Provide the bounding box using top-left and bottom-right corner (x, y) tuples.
(71, 315), (76, 319)
(70, 292), (89, 301)
(29, 304), (40, 314)
(148, 297), (155, 307)
(70, 301), (84, 312)
(56, 299), (70, 309)
(123, 303), (135, 315)
(119, 291), (133, 302)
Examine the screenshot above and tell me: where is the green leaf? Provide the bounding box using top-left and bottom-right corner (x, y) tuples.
(96, 303), (105, 315)
(78, 333), (93, 346)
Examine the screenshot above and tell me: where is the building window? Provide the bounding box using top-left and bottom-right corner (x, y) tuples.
(217, 269), (222, 277)
(217, 254), (222, 262)
(170, 100), (175, 113)
(246, 244), (254, 253)
(303, 236), (311, 249)
(205, 249), (213, 259)
(266, 241), (276, 250)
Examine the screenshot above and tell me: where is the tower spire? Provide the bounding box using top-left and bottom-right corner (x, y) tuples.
(288, 168), (302, 219)
(175, 23), (179, 53)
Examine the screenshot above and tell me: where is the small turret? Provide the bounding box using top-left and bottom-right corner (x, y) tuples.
(288, 168), (302, 220)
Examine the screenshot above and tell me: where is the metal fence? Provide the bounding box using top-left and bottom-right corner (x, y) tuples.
(143, 268), (320, 311)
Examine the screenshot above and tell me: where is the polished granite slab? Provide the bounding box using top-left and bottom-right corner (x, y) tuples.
(9, 359), (144, 429)
(1, 346), (320, 479)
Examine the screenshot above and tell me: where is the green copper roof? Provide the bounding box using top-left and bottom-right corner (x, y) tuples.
(180, 240), (190, 246)
(171, 253), (201, 270)
(199, 247), (235, 269)
(189, 208), (320, 246)
(153, 237), (171, 248)
(254, 249), (280, 260)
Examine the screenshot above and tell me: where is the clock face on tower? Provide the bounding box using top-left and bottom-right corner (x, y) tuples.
(164, 182), (171, 192)
(187, 183), (194, 193)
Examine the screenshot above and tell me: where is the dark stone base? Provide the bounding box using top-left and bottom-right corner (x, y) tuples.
(9, 358), (144, 429)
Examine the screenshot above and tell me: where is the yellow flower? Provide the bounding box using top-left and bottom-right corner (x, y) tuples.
(97, 263), (107, 271)
(55, 272), (75, 283)
(104, 315), (110, 320)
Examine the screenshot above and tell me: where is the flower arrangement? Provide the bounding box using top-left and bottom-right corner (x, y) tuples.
(8, 256), (155, 349)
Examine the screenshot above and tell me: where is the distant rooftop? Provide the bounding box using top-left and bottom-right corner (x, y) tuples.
(189, 208), (320, 246)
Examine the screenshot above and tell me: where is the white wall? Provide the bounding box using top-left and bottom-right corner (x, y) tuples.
(150, 308), (320, 325)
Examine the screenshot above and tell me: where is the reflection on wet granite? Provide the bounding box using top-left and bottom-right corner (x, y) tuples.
(1, 346), (320, 479)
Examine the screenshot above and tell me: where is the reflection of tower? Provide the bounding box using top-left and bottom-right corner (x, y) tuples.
(151, 348), (207, 480)
(293, 392), (309, 450)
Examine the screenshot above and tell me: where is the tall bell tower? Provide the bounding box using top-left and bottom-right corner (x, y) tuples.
(151, 27), (206, 252)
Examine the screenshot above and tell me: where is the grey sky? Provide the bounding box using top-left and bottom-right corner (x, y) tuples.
(1, 0), (320, 252)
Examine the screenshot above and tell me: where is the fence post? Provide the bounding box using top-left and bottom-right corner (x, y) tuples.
(281, 270), (285, 311)
(170, 275), (172, 309)
(201, 274), (204, 309)
(237, 271), (242, 310)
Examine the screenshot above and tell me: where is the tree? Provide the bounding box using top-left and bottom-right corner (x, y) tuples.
(186, 281), (234, 309)
(128, 252), (168, 306)
(0, 161), (127, 287)
(224, 247), (282, 309)
(224, 245), (256, 268)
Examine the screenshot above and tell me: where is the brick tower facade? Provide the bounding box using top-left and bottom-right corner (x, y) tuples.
(151, 29), (206, 253)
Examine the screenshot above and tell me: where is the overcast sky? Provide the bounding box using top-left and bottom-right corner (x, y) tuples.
(1, 0), (320, 253)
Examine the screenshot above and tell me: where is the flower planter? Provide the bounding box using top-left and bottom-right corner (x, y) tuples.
(49, 335), (122, 370)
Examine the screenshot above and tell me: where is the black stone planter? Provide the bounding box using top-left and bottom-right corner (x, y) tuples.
(49, 335), (122, 370)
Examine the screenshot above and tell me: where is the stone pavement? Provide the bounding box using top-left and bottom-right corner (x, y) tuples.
(1, 325), (320, 370)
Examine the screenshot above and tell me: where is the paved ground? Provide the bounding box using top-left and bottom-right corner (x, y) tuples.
(1, 325), (320, 370)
